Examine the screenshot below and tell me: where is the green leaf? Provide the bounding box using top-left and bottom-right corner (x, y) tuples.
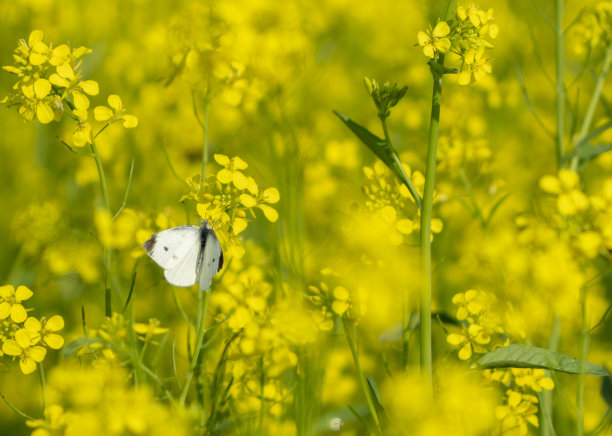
(568, 143), (612, 166)
(366, 376), (387, 423)
(477, 344), (609, 376)
(62, 336), (102, 356)
(333, 110), (422, 209)
(333, 110), (394, 167)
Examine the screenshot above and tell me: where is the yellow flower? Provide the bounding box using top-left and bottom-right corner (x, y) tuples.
(133, 318), (169, 342)
(458, 46), (492, 85)
(94, 94), (138, 128)
(418, 22), (452, 59)
(0, 285), (33, 323)
(24, 315), (65, 349)
(2, 328), (47, 374)
(20, 78), (56, 123)
(495, 390), (539, 435)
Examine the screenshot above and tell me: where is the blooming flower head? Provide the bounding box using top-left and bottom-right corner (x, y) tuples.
(24, 315), (65, 349)
(418, 22), (451, 59)
(2, 328), (47, 374)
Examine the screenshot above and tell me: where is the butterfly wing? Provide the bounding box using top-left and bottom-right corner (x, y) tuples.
(163, 238), (202, 287)
(198, 228), (223, 291)
(143, 225), (201, 270)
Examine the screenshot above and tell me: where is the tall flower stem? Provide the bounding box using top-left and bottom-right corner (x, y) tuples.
(90, 139), (112, 317)
(419, 66), (442, 390)
(576, 285), (589, 436)
(554, 0), (565, 169)
(342, 318), (382, 434)
(179, 89), (212, 406)
(419, 0), (456, 390)
(179, 289), (211, 405)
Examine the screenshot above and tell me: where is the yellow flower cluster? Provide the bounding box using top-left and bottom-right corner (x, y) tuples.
(362, 161), (442, 245)
(211, 252), (318, 418)
(1, 30), (137, 148)
(571, 2), (612, 53)
(183, 154), (279, 256)
(26, 363), (190, 436)
(446, 291), (554, 435)
(417, 6), (498, 84)
(539, 169), (612, 259)
(446, 289), (503, 360)
(0, 285), (64, 374)
(307, 270), (368, 325)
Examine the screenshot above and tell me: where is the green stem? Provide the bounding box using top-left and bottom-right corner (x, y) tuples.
(37, 363), (46, 415)
(192, 90), (211, 179)
(570, 41), (612, 171)
(555, 0), (565, 168)
(258, 356), (265, 435)
(420, 66), (443, 390)
(179, 289), (211, 405)
(381, 118), (423, 210)
(576, 286), (589, 436)
(342, 318), (382, 434)
(0, 390), (35, 421)
(90, 140), (112, 317)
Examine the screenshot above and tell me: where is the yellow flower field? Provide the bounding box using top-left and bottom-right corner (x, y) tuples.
(1, 0), (611, 435)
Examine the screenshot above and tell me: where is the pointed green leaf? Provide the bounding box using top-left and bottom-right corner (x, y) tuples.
(477, 344), (609, 376)
(333, 110), (394, 167)
(568, 143), (612, 165)
(333, 110), (422, 209)
(366, 376), (387, 422)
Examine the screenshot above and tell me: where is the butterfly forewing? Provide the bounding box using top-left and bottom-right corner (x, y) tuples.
(143, 225), (201, 270)
(198, 228), (223, 291)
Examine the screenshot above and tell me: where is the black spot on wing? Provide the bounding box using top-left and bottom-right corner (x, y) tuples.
(163, 246), (168, 251)
(218, 250), (224, 272)
(143, 235), (156, 252)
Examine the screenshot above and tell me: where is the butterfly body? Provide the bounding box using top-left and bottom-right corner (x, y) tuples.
(143, 222), (223, 291)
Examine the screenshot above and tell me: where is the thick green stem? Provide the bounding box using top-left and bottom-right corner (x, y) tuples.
(90, 140), (112, 317)
(555, 0), (565, 168)
(576, 286), (588, 436)
(179, 289), (211, 405)
(38, 363), (46, 415)
(342, 318), (382, 434)
(420, 68), (442, 389)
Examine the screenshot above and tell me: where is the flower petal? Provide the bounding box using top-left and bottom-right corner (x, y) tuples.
(214, 154), (230, 166)
(263, 187), (280, 204)
(121, 114), (138, 128)
(2, 340), (22, 356)
(20, 357), (37, 374)
(45, 334), (64, 350)
(45, 315), (65, 332)
(36, 102), (55, 124)
(107, 94), (123, 112)
(11, 305), (28, 323)
(33, 79), (51, 99)
(94, 106), (114, 121)
(79, 80), (99, 96)
(259, 204), (278, 222)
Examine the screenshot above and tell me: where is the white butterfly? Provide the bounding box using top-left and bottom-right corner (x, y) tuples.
(143, 221), (223, 291)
